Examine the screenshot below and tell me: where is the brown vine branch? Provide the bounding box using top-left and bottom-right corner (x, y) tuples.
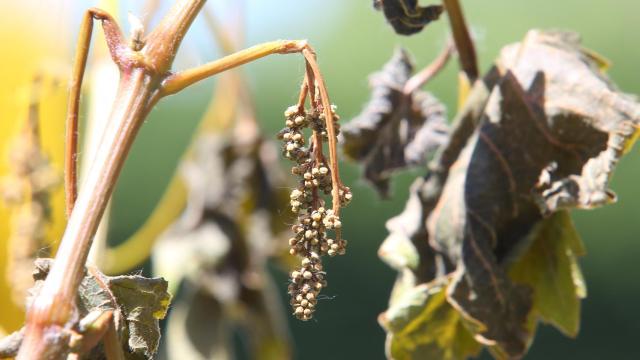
(65, 8), (124, 217)
(301, 48), (342, 217)
(19, 0), (207, 358)
(442, 0), (478, 83)
(403, 41), (454, 95)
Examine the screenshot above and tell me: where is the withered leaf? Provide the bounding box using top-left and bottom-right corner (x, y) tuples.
(107, 276), (171, 358)
(377, 30), (640, 359)
(373, 0), (443, 35)
(342, 48), (449, 197)
(155, 134), (292, 359)
(31, 258), (171, 359)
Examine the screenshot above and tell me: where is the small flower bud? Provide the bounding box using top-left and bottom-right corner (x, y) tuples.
(284, 106), (298, 117)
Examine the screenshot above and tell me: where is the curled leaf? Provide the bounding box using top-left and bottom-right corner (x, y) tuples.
(342, 48), (449, 196)
(30, 259), (171, 359)
(373, 0), (443, 35)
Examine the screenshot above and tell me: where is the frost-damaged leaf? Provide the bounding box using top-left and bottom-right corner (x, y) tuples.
(342, 48), (449, 196)
(380, 281), (482, 360)
(30, 258), (170, 359)
(496, 30), (640, 214)
(108, 276), (171, 358)
(378, 30), (640, 359)
(373, 0), (443, 35)
(509, 211), (586, 338)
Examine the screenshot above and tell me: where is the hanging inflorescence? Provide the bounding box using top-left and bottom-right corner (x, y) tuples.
(278, 82), (352, 320)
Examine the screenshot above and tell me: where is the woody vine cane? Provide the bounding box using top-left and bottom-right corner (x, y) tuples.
(18, 1), (350, 358)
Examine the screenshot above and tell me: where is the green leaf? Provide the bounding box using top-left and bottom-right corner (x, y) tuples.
(509, 211), (586, 337)
(380, 282), (482, 360)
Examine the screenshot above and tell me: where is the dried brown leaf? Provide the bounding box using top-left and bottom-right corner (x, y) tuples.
(373, 0), (443, 35)
(155, 134), (292, 359)
(342, 48), (449, 196)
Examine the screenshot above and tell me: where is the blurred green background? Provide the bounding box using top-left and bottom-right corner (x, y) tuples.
(104, 1), (640, 359)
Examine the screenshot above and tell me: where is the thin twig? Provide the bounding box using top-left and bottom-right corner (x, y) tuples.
(65, 9), (121, 217)
(301, 48), (342, 216)
(403, 41), (454, 95)
(442, 0), (478, 82)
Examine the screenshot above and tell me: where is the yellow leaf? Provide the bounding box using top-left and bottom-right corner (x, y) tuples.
(509, 211), (586, 338)
(380, 282), (482, 360)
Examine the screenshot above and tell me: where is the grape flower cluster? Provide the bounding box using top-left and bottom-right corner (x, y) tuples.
(278, 104), (352, 320)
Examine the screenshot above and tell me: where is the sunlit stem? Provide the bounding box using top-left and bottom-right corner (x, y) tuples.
(160, 40), (308, 96)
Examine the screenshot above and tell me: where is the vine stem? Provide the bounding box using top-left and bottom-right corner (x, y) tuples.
(442, 0), (478, 83)
(301, 48), (342, 216)
(403, 41), (454, 95)
(20, 1), (207, 358)
(159, 40), (308, 96)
